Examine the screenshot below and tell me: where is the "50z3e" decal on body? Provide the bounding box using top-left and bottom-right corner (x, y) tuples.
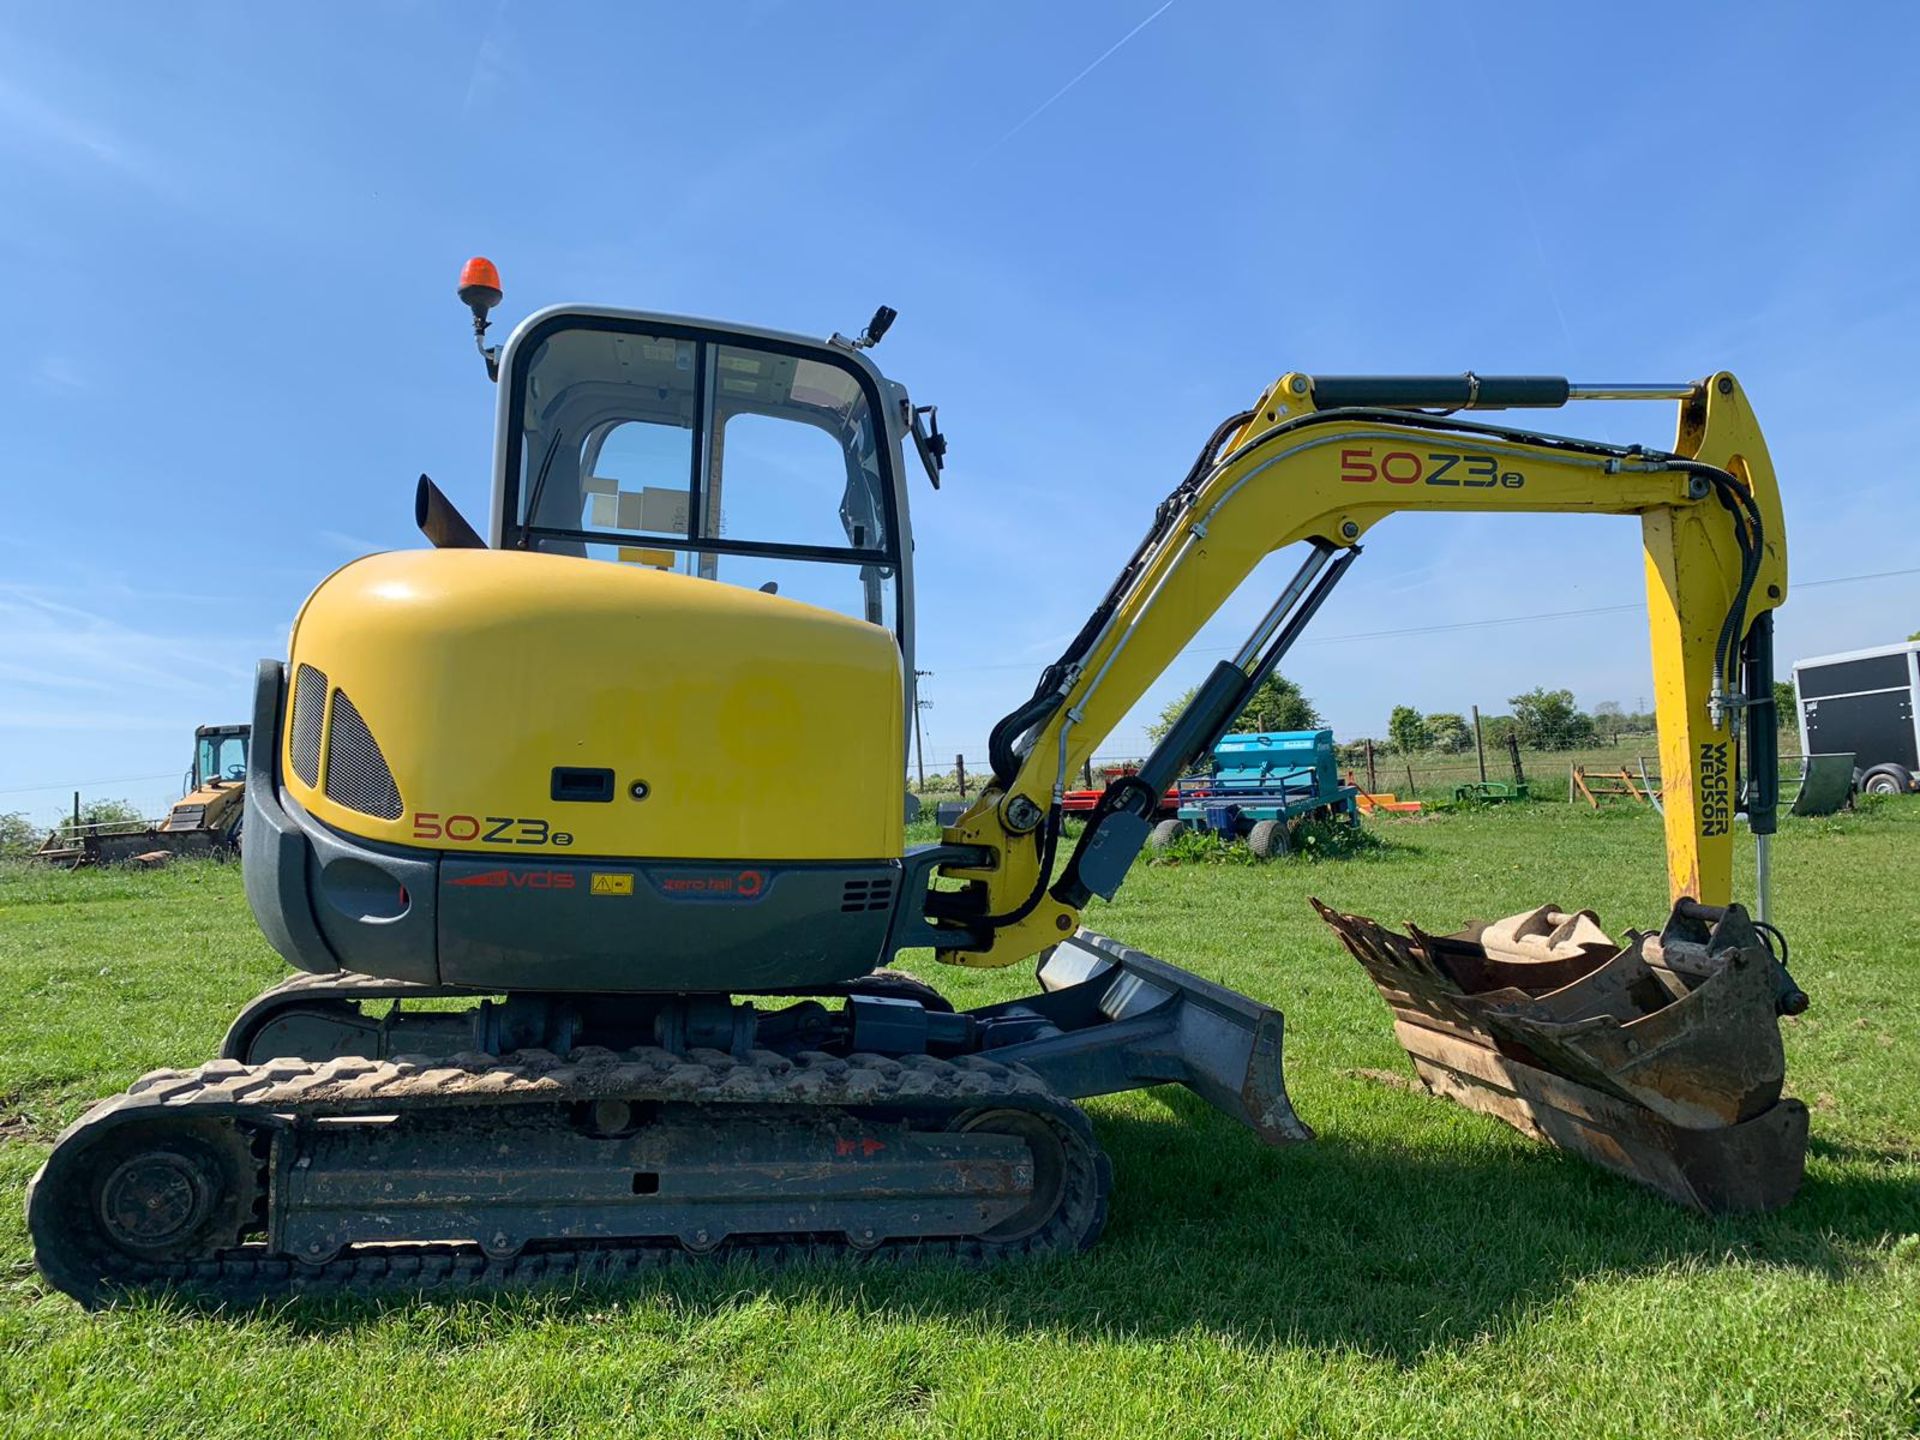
(1339, 448), (1526, 488)
(412, 813), (576, 847)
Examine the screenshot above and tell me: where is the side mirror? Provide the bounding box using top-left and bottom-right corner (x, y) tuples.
(911, 404), (947, 488)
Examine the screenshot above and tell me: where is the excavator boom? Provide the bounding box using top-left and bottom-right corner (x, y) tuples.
(933, 371), (1790, 973)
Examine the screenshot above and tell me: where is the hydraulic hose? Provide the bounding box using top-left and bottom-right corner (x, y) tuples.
(1668, 459), (1765, 710)
(988, 689), (1066, 790)
(976, 804), (1063, 929)
(984, 407), (1255, 790)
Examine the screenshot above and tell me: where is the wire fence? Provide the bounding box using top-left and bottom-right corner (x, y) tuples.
(909, 724), (1809, 810)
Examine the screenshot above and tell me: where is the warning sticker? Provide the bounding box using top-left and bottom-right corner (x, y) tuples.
(590, 873), (634, 896)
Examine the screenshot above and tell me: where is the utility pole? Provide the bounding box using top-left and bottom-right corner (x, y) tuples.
(912, 670), (932, 790)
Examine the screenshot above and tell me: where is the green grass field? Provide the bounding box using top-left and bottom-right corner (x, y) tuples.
(2, 800), (1917, 1438)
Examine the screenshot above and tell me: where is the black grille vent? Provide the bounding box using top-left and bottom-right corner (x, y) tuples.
(289, 664), (327, 787)
(841, 878), (895, 914)
(323, 690), (404, 819)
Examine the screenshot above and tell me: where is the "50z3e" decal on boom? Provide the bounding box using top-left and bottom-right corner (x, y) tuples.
(1339, 448), (1525, 488)
(411, 813), (575, 847)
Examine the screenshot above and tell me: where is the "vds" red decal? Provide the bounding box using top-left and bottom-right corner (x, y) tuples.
(449, 869), (576, 890)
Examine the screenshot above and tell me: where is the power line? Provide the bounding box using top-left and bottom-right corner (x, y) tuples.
(936, 563), (1920, 674)
(1799, 564), (1920, 590)
(0, 770), (176, 798)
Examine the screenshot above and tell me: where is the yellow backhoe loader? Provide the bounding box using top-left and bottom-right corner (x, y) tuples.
(164, 724), (250, 841)
(36, 724), (249, 868)
(28, 264), (1807, 1304)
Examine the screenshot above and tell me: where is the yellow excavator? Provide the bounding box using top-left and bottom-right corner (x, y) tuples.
(28, 263), (1807, 1304)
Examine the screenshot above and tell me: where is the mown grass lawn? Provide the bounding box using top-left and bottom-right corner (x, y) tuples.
(1, 800), (1916, 1438)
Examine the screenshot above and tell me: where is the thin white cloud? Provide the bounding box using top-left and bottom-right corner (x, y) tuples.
(0, 658), (132, 696)
(0, 708), (200, 733)
(0, 587), (255, 710)
(0, 76), (175, 197)
(0, 78), (123, 165)
(981, 0), (1182, 159)
(34, 355), (85, 391)
(318, 529), (392, 556)
(462, 0), (516, 116)
(0, 583), (262, 810)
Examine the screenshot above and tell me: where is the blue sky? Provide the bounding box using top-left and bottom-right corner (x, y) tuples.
(4, 3), (1918, 821)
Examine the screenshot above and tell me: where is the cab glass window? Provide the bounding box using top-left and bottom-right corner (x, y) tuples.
(518, 331), (697, 542)
(510, 324), (898, 631)
(195, 733), (248, 785)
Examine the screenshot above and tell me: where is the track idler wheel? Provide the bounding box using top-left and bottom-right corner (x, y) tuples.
(951, 1105), (1109, 1253)
(28, 1117), (260, 1305)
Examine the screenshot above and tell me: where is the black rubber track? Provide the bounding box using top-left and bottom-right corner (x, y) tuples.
(28, 1046), (1111, 1308)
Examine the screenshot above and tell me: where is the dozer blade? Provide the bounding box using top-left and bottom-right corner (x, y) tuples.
(968, 929), (1313, 1145)
(1316, 897), (1807, 1213)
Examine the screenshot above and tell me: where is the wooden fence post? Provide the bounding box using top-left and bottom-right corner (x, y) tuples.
(1365, 739), (1378, 795)
(1472, 704), (1488, 783)
(955, 753), (967, 798)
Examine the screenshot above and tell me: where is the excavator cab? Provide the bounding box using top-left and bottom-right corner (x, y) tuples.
(233, 299), (951, 997)
(495, 309), (915, 642)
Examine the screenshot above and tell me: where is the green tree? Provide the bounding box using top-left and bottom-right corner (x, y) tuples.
(1146, 674), (1320, 744)
(70, 798), (148, 829)
(1592, 699), (1625, 744)
(1909, 629), (1919, 642)
(1426, 711), (1472, 753)
(1387, 704), (1430, 755)
(1773, 679), (1799, 735)
(0, 811), (43, 857)
(1478, 712), (1518, 749)
(1509, 687), (1595, 751)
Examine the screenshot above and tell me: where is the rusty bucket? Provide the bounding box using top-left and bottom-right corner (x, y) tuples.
(1316, 897), (1808, 1213)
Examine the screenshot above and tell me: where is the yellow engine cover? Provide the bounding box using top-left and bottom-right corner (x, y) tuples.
(283, 549), (905, 862)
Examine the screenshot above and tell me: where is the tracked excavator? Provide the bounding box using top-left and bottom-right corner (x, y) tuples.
(29, 262), (1809, 1304)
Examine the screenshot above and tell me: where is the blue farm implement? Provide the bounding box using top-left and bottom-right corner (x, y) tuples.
(1149, 729), (1360, 858)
